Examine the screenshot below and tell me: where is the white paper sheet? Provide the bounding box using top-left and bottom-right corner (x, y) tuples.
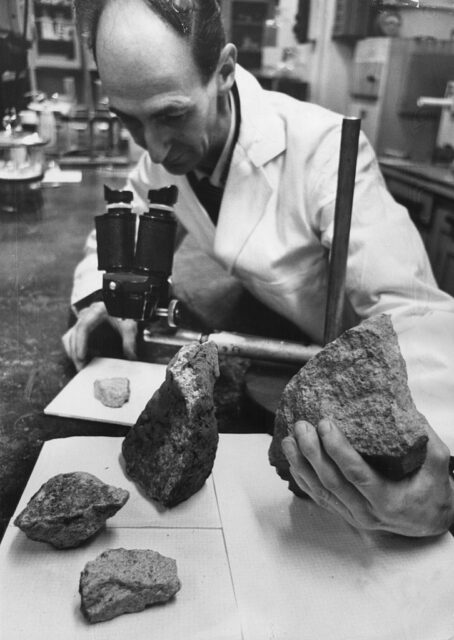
(0, 526), (241, 640)
(214, 434), (454, 640)
(44, 357), (166, 426)
(10, 437), (221, 529)
(3, 434), (454, 640)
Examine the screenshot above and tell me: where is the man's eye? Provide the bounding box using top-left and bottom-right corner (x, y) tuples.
(120, 115), (141, 129)
(158, 112), (187, 124)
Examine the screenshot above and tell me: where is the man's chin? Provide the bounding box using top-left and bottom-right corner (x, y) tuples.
(162, 158), (194, 175)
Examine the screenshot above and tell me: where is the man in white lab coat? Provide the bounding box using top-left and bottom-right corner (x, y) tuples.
(66, 0), (454, 537)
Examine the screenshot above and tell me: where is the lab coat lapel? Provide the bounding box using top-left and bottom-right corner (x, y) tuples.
(214, 65), (286, 273)
(174, 176), (216, 255)
(214, 151), (272, 273)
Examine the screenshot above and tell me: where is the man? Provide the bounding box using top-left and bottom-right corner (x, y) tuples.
(66, 0), (454, 537)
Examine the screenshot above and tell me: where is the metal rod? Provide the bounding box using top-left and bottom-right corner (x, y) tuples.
(323, 117), (361, 346)
(143, 328), (322, 365)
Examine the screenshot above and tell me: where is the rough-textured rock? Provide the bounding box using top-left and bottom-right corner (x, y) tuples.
(214, 356), (250, 432)
(79, 547), (181, 623)
(122, 341), (220, 507)
(14, 472), (129, 548)
(94, 377), (130, 408)
(269, 314), (429, 485)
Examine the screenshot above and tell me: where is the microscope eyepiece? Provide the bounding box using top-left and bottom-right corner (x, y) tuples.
(147, 185), (178, 207)
(95, 186), (135, 272)
(104, 184), (134, 205)
(96, 184), (179, 320)
(134, 187), (178, 275)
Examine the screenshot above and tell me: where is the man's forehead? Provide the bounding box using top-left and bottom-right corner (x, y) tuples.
(96, 2), (200, 90)
(97, 0), (183, 47)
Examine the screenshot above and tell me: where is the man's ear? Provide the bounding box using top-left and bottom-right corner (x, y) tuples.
(216, 43), (237, 95)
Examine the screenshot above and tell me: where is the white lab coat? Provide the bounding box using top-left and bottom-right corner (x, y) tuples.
(71, 65), (454, 447)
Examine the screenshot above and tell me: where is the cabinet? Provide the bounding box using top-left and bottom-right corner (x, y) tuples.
(431, 206), (454, 296)
(31, 0), (80, 69)
(381, 162), (454, 296)
(332, 0), (371, 40)
(224, 0), (274, 71)
(349, 38), (454, 163)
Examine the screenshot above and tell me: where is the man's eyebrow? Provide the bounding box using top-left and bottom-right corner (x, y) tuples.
(109, 101), (192, 120)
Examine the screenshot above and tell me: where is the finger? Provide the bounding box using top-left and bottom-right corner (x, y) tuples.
(419, 420), (451, 474)
(73, 303), (107, 363)
(282, 435), (357, 523)
(316, 418), (380, 496)
(117, 319), (138, 361)
(62, 328), (81, 371)
(292, 421), (374, 523)
(282, 436), (325, 496)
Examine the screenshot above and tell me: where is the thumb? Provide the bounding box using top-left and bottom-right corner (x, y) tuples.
(119, 319), (138, 360)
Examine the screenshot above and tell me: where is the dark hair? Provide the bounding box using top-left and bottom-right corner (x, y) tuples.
(73, 0), (226, 83)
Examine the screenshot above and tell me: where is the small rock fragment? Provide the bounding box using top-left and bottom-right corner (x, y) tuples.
(14, 472), (129, 548)
(94, 377), (130, 408)
(122, 341), (219, 507)
(79, 548), (181, 623)
(269, 314), (429, 485)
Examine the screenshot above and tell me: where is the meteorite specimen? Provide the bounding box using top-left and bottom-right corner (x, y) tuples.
(94, 377), (130, 408)
(269, 314), (430, 486)
(122, 341), (220, 507)
(79, 548), (181, 623)
(14, 472), (129, 548)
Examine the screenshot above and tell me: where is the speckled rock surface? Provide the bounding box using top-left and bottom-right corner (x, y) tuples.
(94, 377), (130, 408)
(79, 547), (181, 623)
(14, 471), (129, 548)
(269, 314), (430, 484)
(122, 341), (220, 507)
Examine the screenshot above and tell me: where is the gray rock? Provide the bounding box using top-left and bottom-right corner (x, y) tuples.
(269, 314), (429, 485)
(94, 377), (130, 408)
(79, 548), (181, 623)
(14, 472), (129, 548)
(122, 341), (220, 507)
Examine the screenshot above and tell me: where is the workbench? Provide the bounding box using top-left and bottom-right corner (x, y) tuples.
(2, 166), (454, 639)
(0, 167), (267, 540)
(380, 159), (454, 297)
(0, 168), (139, 541)
(2, 434), (454, 640)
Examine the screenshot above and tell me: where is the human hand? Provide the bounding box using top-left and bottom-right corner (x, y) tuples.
(62, 301), (138, 371)
(281, 418), (454, 537)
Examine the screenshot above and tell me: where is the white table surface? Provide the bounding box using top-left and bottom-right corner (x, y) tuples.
(2, 434), (454, 640)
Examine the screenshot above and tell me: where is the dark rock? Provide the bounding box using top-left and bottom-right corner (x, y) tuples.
(14, 471), (129, 548)
(214, 356), (250, 432)
(122, 341), (219, 507)
(79, 547), (181, 623)
(269, 314), (429, 484)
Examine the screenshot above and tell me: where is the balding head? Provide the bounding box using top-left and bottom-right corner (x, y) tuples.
(73, 0), (226, 83)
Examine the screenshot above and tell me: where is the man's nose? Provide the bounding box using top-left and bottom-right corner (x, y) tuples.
(144, 123), (170, 164)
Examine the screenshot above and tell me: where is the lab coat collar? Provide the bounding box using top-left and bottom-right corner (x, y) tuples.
(233, 65), (286, 167)
(212, 66), (286, 273)
(172, 66), (287, 272)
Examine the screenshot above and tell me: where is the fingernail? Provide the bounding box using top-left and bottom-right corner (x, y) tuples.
(294, 420), (310, 437)
(318, 419), (332, 437)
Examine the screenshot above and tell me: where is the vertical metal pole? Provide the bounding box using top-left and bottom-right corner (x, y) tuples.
(323, 117), (361, 346)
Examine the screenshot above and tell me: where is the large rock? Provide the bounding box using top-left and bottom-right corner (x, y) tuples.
(122, 341), (219, 507)
(269, 314), (429, 485)
(14, 472), (129, 548)
(79, 548), (181, 623)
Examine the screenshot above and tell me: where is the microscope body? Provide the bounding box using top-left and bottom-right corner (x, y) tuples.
(95, 185), (178, 322)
